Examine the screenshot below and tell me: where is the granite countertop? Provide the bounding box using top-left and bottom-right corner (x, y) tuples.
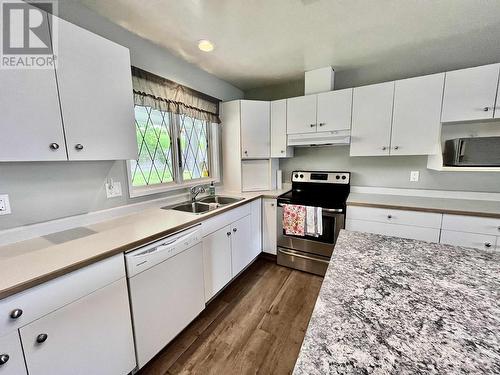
(347, 192), (500, 219)
(294, 230), (500, 374)
(0, 188), (288, 300)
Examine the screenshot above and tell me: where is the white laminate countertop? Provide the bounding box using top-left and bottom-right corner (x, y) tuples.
(347, 193), (500, 219)
(0, 189), (288, 300)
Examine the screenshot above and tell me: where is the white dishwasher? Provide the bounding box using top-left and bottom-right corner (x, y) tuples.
(125, 224), (205, 369)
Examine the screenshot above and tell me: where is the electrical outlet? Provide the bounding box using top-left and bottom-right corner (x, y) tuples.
(105, 181), (122, 198)
(410, 171), (420, 182)
(0, 194), (12, 215)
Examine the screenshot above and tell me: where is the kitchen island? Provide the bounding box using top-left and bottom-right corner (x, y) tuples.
(294, 230), (500, 374)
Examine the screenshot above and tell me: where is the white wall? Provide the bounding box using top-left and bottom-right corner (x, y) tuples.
(0, 1), (243, 231)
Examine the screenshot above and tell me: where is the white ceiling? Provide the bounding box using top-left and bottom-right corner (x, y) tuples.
(79, 0), (500, 90)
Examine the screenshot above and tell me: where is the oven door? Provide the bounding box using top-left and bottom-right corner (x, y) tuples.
(277, 204), (345, 257)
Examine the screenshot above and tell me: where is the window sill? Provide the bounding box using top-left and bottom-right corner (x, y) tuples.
(129, 178), (217, 198)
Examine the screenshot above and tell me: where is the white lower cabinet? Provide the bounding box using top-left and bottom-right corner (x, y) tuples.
(346, 218), (441, 242)
(202, 201), (262, 302)
(0, 331), (27, 375)
(440, 230), (497, 251)
(262, 199), (277, 255)
(0, 255), (135, 375)
(203, 225), (233, 302)
(346, 206), (442, 242)
(440, 214), (500, 250)
(19, 278), (135, 375)
(231, 215), (253, 277)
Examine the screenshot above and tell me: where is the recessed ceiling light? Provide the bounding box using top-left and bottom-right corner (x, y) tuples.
(198, 39), (215, 52)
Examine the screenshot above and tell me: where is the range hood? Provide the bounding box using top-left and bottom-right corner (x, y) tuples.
(287, 130), (350, 147)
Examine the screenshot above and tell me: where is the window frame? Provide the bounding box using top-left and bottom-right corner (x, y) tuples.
(127, 107), (220, 198)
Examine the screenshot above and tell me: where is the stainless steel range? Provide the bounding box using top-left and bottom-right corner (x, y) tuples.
(277, 171), (350, 276)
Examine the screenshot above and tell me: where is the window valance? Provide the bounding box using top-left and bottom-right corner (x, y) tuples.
(131, 67), (221, 123)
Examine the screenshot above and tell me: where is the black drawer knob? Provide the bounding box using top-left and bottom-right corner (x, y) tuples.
(0, 354), (9, 365)
(10, 309), (23, 319)
(36, 334), (48, 344)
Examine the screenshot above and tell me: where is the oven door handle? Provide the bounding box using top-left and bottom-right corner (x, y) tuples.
(277, 203), (343, 213)
(278, 249), (331, 264)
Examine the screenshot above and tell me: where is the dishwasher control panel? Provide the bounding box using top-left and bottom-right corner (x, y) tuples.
(125, 225), (202, 277)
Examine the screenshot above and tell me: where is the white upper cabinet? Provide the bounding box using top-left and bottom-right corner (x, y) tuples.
(270, 100), (293, 157)
(286, 95), (317, 134)
(0, 9), (66, 162)
(441, 63), (500, 123)
(55, 17), (137, 160)
(350, 82), (395, 156)
(391, 73), (445, 155)
(240, 100), (270, 158)
(316, 88), (353, 132)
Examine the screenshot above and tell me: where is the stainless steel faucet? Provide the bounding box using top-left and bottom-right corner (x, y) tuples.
(190, 185), (206, 202)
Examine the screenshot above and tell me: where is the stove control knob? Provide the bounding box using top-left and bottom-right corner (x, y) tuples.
(341, 175), (346, 180)
(294, 174), (298, 178)
(300, 174), (304, 178)
(335, 175), (340, 179)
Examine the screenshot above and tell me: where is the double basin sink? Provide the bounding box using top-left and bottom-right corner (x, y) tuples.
(165, 195), (244, 214)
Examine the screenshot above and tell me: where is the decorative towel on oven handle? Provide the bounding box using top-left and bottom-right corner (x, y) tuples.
(306, 206), (323, 237)
(282, 204), (322, 237)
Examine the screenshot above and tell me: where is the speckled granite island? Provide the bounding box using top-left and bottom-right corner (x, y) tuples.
(294, 230), (500, 375)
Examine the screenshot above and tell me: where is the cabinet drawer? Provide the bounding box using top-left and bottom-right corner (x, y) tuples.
(440, 230), (497, 251)
(442, 214), (500, 236)
(346, 219), (441, 243)
(202, 202), (251, 237)
(347, 206), (442, 228)
(0, 331), (27, 375)
(0, 254), (125, 336)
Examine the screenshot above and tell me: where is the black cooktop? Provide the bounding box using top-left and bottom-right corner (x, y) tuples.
(277, 171), (350, 209)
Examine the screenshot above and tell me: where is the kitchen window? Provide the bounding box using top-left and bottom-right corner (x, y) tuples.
(128, 67), (221, 197)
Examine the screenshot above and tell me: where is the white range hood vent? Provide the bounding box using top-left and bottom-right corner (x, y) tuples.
(287, 130), (350, 147)
(304, 67), (335, 95)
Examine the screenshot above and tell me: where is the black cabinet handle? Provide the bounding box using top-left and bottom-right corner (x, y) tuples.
(10, 309), (23, 319)
(0, 354), (9, 365)
(233, 228), (237, 232)
(49, 143), (59, 150)
(75, 144), (84, 151)
(36, 334), (48, 344)
(226, 232), (231, 236)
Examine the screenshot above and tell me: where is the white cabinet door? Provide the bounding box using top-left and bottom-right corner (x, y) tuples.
(240, 100), (270, 158)
(316, 88), (353, 132)
(250, 199), (262, 258)
(202, 226), (232, 301)
(230, 215), (253, 277)
(262, 199), (277, 255)
(0, 9), (66, 162)
(0, 331), (27, 375)
(270, 100), (293, 157)
(286, 95), (317, 135)
(20, 278), (136, 375)
(440, 230), (497, 251)
(350, 82), (394, 156)
(55, 17), (137, 160)
(391, 73), (445, 155)
(441, 63), (500, 122)
(346, 219), (441, 243)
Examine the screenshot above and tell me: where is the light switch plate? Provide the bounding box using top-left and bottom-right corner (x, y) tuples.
(410, 171), (420, 182)
(105, 181), (122, 198)
(0, 194), (12, 215)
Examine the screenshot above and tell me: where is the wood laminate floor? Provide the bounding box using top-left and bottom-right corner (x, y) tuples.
(137, 258), (323, 375)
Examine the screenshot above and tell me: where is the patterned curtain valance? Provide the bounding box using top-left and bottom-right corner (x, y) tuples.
(131, 66), (221, 123)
